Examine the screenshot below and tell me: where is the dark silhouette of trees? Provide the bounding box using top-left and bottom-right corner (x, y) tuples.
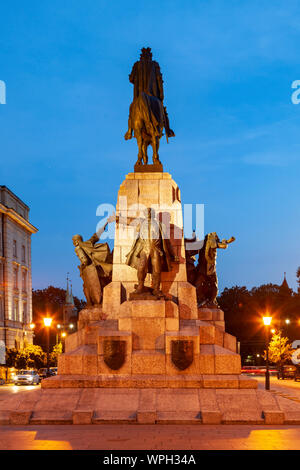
(218, 279), (300, 365)
(32, 286), (85, 350)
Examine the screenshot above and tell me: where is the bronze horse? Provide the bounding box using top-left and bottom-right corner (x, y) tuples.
(124, 48), (174, 166)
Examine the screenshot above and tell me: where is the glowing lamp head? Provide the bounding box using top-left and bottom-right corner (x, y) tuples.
(285, 319), (290, 324)
(263, 316), (272, 326)
(43, 317), (52, 327)
(61, 332), (67, 338)
(29, 323), (35, 329)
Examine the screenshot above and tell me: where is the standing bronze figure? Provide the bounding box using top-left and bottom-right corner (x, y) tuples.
(125, 47), (175, 167)
(116, 208), (177, 299)
(195, 233), (235, 307)
(184, 232), (235, 307)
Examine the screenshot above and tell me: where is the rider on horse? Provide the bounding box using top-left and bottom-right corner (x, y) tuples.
(125, 48), (175, 165)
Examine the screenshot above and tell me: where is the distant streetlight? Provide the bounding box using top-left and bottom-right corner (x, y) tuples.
(263, 316), (272, 390)
(29, 323), (35, 330)
(43, 316), (53, 371)
(43, 317), (52, 328)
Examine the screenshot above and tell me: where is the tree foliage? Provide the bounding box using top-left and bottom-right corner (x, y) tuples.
(218, 281), (300, 343)
(6, 345), (46, 370)
(266, 333), (293, 364)
(32, 285), (85, 317)
(50, 342), (63, 366)
(32, 285), (85, 350)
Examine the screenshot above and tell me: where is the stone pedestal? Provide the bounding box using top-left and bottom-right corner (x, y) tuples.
(14, 171), (279, 425)
(103, 172), (188, 317)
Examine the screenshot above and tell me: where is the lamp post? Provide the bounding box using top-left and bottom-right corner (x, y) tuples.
(263, 316), (272, 390)
(60, 331), (67, 353)
(43, 316), (53, 371)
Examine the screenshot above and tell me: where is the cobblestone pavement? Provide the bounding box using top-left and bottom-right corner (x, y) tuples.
(1, 424), (300, 450)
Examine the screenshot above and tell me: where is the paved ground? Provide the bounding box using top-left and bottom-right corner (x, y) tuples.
(1, 377), (300, 450)
(0, 384), (41, 397)
(256, 375), (300, 401)
(2, 423), (300, 450)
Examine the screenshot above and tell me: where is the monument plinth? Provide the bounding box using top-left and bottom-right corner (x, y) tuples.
(45, 171), (244, 392)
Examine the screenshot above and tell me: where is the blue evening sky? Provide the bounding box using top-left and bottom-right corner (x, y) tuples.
(1, 0), (300, 298)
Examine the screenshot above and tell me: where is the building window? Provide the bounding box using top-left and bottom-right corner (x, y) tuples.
(23, 301), (27, 324)
(14, 299), (19, 322)
(22, 245), (26, 263)
(13, 267), (18, 289)
(13, 240), (17, 257)
(22, 270), (27, 292)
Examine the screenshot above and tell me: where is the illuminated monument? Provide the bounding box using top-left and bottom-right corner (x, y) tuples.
(2, 50), (299, 426)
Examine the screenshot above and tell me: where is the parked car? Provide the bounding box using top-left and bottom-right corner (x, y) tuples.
(294, 365), (300, 382)
(14, 370), (40, 385)
(277, 364), (297, 380)
(38, 368), (56, 380)
(0, 378), (5, 385)
(49, 367), (57, 375)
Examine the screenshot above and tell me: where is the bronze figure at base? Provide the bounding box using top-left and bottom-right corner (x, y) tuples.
(185, 232), (235, 307)
(116, 207), (179, 300)
(72, 216), (115, 306)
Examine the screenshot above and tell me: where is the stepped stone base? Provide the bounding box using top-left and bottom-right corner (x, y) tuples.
(41, 374), (256, 389)
(2, 387), (300, 425)
(55, 301), (242, 384)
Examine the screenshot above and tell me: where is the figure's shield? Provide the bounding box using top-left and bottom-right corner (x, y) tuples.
(171, 340), (194, 370)
(103, 340), (126, 370)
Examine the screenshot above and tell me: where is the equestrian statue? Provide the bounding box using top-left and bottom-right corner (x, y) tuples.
(124, 47), (175, 167)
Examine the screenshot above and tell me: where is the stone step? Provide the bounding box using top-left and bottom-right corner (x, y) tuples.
(5, 387), (300, 426)
(42, 374), (254, 389)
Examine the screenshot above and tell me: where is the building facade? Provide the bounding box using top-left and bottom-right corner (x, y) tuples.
(0, 186), (38, 350)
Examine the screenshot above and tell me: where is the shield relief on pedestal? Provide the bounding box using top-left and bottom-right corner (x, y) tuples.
(103, 340), (126, 370)
(171, 340), (194, 370)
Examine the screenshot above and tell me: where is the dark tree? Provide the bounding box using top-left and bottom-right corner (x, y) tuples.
(32, 286), (85, 350)
(218, 280), (300, 365)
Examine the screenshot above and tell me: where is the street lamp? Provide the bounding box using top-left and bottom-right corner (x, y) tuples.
(263, 316), (272, 390)
(43, 316), (53, 371)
